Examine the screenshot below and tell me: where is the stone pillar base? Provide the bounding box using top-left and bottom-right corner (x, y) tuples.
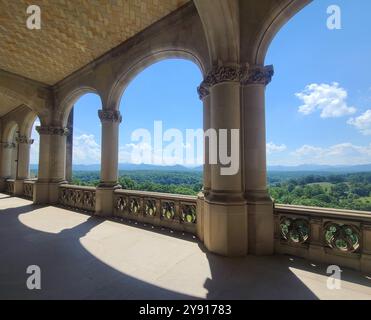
(361, 254), (371, 275)
(49, 181), (66, 204)
(0, 178), (6, 192)
(33, 181), (65, 204)
(196, 192), (205, 242)
(246, 192), (274, 255)
(203, 196), (248, 256)
(14, 180), (25, 197)
(33, 181), (50, 204)
(96, 185), (121, 217)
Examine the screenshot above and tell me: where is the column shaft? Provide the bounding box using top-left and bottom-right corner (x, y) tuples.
(13, 136), (34, 196)
(16, 136), (34, 180)
(96, 110), (122, 217)
(0, 143), (15, 191)
(202, 94), (211, 194)
(34, 126), (69, 204)
(66, 107), (74, 182)
(242, 65), (274, 255)
(100, 120), (120, 185)
(198, 64), (248, 257)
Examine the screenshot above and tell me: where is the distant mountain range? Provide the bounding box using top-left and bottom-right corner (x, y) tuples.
(30, 163), (203, 172)
(29, 163), (371, 173)
(268, 164), (371, 172)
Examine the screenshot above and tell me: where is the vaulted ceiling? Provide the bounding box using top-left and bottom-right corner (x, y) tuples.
(0, 0), (189, 117)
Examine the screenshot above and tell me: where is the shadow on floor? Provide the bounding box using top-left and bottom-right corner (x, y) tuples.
(0, 203), (197, 300)
(0, 199), (370, 300)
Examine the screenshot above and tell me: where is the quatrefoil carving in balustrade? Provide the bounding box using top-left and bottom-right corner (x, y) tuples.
(324, 222), (360, 253)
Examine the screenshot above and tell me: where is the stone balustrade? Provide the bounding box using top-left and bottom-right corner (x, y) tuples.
(274, 204), (371, 273)
(23, 180), (35, 199)
(59, 184), (96, 213)
(114, 189), (198, 235)
(4, 179), (15, 195)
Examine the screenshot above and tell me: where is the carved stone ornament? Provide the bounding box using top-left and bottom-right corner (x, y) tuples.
(197, 83), (210, 101)
(241, 65), (274, 86)
(197, 64), (274, 100)
(98, 110), (122, 123)
(16, 135), (34, 144)
(1, 142), (16, 149)
(36, 126), (70, 136)
(197, 64), (248, 100)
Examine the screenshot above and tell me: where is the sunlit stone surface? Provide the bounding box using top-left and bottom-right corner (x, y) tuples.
(1, 194), (371, 300)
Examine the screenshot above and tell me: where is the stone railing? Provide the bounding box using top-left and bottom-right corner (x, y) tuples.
(59, 184), (96, 213)
(23, 180), (35, 199)
(4, 179), (15, 195)
(114, 189), (198, 235)
(274, 204), (371, 273)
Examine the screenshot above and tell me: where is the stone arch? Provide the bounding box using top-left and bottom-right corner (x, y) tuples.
(57, 86), (103, 127)
(253, 0), (312, 65)
(19, 110), (38, 138)
(0, 77), (51, 121)
(108, 49), (206, 111)
(3, 120), (18, 143)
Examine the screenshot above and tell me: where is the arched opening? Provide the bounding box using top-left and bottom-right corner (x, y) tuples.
(29, 117), (40, 179)
(66, 93), (102, 186)
(117, 58), (203, 195)
(265, 0), (371, 211)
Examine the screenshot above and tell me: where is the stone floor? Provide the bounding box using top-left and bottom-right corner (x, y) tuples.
(1, 193), (371, 300)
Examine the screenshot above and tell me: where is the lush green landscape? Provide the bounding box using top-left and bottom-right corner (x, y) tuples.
(30, 168), (371, 212)
(71, 170), (203, 196)
(268, 172), (371, 211)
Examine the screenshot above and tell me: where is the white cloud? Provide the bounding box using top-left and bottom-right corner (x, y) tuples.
(73, 134), (101, 164)
(295, 82), (356, 118)
(348, 109), (371, 135)
(30, 130), (203, 166)
(291, 143), (371, 165)
(266, 142), (287, 154)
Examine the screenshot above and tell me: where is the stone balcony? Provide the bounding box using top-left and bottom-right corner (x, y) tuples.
(1, 192), (371, 300)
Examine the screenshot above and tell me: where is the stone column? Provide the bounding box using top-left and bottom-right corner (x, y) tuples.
(198, 87), (211, 195)
(242, 65), (274, 255)
(0, 142), (16, 191)
(196, 87), (211, 241)
(65, 107), (74, 182)
(13, 135), (34, 196)
(34, 126), (69, 204)
(198, 64), (248, 256)
(96, 109), (122, 216)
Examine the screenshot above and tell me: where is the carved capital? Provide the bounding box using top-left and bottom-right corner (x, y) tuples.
(197, 63), (248, 100)
(198, 64), (274, 99)
(197, 83), (210, 100)
(16, 135), (34, 144)
(98, 110), (122, 123)
(36, 126), (70, 136)
(1, 142), (16, 149)
(241, 65), (274, 86)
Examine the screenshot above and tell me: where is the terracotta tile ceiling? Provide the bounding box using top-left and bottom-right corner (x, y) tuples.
(0, 0), (189, 86)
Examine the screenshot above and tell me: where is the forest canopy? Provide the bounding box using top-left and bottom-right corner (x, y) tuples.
(64, 170), (371, 212)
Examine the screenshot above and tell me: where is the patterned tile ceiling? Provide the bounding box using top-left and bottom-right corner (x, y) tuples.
(0, 0), (189, 85)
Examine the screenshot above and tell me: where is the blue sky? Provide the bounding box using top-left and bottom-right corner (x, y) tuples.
(31, 0), (371, 166)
